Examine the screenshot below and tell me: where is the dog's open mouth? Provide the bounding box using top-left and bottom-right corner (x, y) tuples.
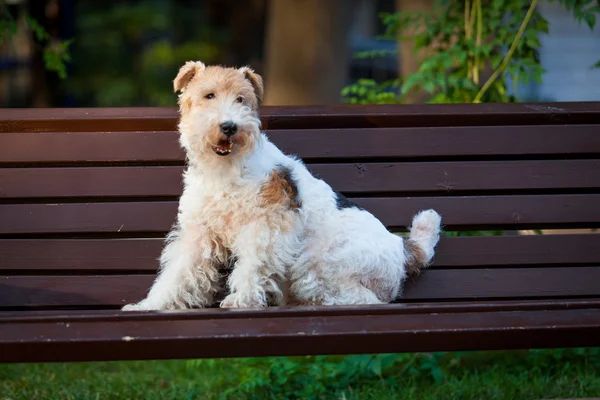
(212, 139), (234, 156)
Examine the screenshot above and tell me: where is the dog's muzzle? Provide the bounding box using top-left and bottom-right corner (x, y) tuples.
(212, 121), (237, 156)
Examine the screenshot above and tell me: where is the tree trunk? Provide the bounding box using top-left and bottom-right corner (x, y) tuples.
(263, 0), (353, 105)
(395, 0), (435, 104)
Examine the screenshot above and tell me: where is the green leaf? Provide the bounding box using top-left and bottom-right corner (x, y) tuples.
(24, 14), (50, 41)
(429, 93), (450, 103)
(8, 20), (18, 36)
(0, 20), (18, 44)
(493, 0), (505, 9)
(435, 74), (448, 93)
(370, 358), (383, 377)
(534, 16), (550, 34)
(354, 49), (397, 59)
(448, 75), (460, 88)
(584, 12), (596, 30)
(423, 80), (436, 93)
(43, 47), (67, 79)
(400, 73), (423, 95)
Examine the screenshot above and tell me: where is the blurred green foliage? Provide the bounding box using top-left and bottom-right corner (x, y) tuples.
(1, 3), (72, 79)
(343, 0), (600, 105)
(3, 348), (600, 399)
(186, 347), (600, 399)
(65, 1), (226, 106)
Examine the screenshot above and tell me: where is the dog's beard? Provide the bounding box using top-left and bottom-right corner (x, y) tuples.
(180, 127), (259, 168)
(205, 125), (257, 157)
(179, 110), (261, 165)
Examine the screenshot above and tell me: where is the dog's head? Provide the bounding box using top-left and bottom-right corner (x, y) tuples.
(174, 61), (263, 163)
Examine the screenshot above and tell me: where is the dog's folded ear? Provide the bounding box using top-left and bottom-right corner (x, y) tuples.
(174, 61), (206, 93)
(239, 66), (264, 102)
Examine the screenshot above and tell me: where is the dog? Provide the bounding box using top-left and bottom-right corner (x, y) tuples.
(122, 61), (442, 311)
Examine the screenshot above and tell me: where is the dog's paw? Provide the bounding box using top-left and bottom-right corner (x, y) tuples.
(220, 293), (266, 309)
(122, 302), (150, 311)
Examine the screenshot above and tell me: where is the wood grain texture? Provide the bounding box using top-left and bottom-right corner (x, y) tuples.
(0, 167), (184, 199)
(0, 202), (176, 234)
(2, 125), (599, 164)
(432, 234), (600, 267)
(2, 103), (599, 132)
(2, 299), (599, 321)
(1, 307), (599, 362)
(1, 194), (598, 234)
(2, 267), (599, 308)
(1, 235), (599, 271)
(2, 160), (599, 199)
(0, 131), (183, 164)
(0, 238), (163, 271)
(268, 125), (600, 160)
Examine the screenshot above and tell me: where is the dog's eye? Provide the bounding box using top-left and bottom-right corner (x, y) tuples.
(236, 96), (244, 103)
(205, 93), (215, 100)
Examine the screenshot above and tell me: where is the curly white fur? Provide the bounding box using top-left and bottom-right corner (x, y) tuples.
(123, 62), (442, 311)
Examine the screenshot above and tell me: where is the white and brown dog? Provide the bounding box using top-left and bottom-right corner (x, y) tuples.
(122, 61), (442, 311)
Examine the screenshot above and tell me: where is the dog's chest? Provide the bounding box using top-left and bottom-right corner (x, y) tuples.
(181, 168), (299, 251)
(188, 182), (263, 246)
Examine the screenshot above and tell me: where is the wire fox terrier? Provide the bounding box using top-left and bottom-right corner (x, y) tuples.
(122, 61), (442, 310)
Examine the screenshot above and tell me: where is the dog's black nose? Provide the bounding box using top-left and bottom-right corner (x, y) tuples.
(220, 121), (238, 137)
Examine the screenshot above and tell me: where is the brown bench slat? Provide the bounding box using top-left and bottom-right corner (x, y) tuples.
(271, 125), (600, 160)
(0, 108), (178, 133)
(433, 234), (600, 267)
(2, 267), (598, 308)
(2, 160), (599, 199)
(2, 194), (598, 234)
(0, 238), (162, 271)
(2, 307), (599, 362)
(2, 103), (599, 132)
(356, 194), (600, 230)
(0, 131), (184, 164)
(313, 160), (600, 194)
(1, 235), (599, 271)
(2, 125), (599, 164)
(0, 167), (184, 199)
(2, 299), (599, 321)
(0, 202), (176, 234)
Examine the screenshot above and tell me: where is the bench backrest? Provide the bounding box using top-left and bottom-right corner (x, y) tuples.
(1, 103), (599, 310)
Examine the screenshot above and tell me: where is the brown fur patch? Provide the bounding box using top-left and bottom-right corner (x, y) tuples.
(404, 239), (427, 276)
(173, 61), (205, 92)
(239, 67), (264, 101)
(260, 167), (301, 209)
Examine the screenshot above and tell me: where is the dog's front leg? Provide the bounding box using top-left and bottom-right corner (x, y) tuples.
(220, 222), (283, 308)
(122, 227), (219, 311)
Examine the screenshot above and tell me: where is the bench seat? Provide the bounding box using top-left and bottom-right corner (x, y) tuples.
(0, 103), (599, 363)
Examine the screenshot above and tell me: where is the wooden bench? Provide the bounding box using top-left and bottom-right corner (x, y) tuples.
(1, 103), (599, 363)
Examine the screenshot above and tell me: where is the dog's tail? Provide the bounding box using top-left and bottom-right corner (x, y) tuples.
(403, 209), (442, 276)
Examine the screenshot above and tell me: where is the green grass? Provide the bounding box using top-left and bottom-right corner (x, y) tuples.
(1, 349), (599, 400)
